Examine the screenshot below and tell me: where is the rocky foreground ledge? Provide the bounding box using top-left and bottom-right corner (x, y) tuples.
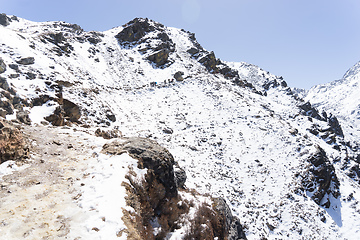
(0, 120), (246, 240)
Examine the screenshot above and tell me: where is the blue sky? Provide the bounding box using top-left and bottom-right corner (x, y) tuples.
(2, 0), (360, 89)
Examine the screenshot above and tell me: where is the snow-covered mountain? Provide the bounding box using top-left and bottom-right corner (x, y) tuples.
(1, 14), (360, 239)
(306, 61), (360, 144)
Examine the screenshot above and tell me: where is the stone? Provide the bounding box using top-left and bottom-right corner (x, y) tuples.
(8, 64), (19, 71)
(0, 58), (6, 73)
(174, 71), (184, 81)
(101, 137), (177, 198)
(328, 114), (344, 137)
(0, 13), (10, 27)
(147, 49), (170, 67)
(26, 72), (37, 80)
(16, 57), (35, 65)
(0, 77), (9, 91)
(0, 119), (29, 163)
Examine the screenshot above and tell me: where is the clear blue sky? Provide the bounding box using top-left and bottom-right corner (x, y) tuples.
(2, 0), (360, 89)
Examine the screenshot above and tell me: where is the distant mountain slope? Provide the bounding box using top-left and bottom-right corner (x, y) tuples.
(306, 61), (360, 144)
(0, 14), (360, 239)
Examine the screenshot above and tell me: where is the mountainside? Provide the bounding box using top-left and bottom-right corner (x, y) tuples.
(306, 61), (360, 144)
(0, 14), (360, 239)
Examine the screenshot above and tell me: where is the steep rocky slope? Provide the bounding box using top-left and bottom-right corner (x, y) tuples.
(0, 14), (360, 239)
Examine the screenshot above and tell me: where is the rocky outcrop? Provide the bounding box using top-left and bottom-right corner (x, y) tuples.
(102, 137), (177, 197)
(0, 120), (29, 163)
(301, 146), (340, 206)
(115, 18), (157, 44)
(116, 18), (175, 67)
(0, 13), (10, 27)
(101, 137), (246, 239)
(0, 58), (6, 73)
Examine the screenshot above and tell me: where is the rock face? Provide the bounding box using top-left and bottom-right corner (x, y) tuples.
(102, 137), (177, 197)
(0, 120), (29, 163)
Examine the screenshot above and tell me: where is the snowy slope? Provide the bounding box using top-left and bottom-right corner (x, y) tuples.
(1, 15), (360, 239)
(306, 61), (360, 144)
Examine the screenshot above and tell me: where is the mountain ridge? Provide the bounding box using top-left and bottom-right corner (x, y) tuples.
(0, 14), (360, 239)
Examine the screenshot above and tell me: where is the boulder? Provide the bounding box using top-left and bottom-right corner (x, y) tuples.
(0, 58), (6, 73)
(101, 137), (177, 198)
(174, 165), (186, 189)
(0, 77), (10, 91)
(0, 120), (29, 163)
(8, 64), (19, 71)
(16, 57), (35, 65)
(0, 13), (10, 27)
(147, 49), (170, 67)
(63, 99), (81, 122)
(174, 71), (184, 81)
(0, 99), (14, 115)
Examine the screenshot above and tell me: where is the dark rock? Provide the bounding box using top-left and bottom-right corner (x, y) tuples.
(0, 58), (6, 73)
(9, 74), (20, 79)
(16, 110), (31, 125)
(115, 18), (156, 43)
(16, 57), (35, 65)
(199, 51), (220, 73)
(0, 13), (10, 27)
(85, 31), (104, 44)
(0, 77), (10, 91)
(26, 72), (37, 80)
(147, 49), (170, 67)
(106, 112), (116, 122)
(298, 102), (325, 121)
(95, 128), (122, 139)
(101, 137), (177, 198)
(32, 95), (51, 106)
(0, 119), (29, 163)
(48, 32), (65, 44)
(328, 114), (344, 137)
(62, 99), (81, 122)
(187, 47), (199, 56)
(301, 146), (340, 205)
(174, 71), (184, 81)
(213, 197), (247, 240)
(8, 64), (19, 71)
